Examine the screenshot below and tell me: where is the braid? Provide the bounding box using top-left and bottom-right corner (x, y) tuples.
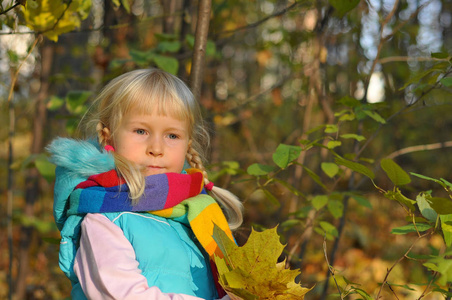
(186, 142), (243, 230)
(186, 143), (209, 183)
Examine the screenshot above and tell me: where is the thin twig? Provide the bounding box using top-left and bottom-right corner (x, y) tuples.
(376, 233), (430, 299)
(214, 0), (306, 38)
(417, 272), (438, 300)
(0, 1), (21, 16)
(323, 238), (345, 300)
(387, 141), (452, 160)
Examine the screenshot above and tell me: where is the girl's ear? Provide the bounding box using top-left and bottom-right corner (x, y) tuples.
(96, 122), (111, 146)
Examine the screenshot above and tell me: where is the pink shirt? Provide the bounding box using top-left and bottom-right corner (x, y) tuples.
(74, 213), (228, 300)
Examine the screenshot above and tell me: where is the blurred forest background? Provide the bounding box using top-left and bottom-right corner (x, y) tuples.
(1, 0), (452, 299)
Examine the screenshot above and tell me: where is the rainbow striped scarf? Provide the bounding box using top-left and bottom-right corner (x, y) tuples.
(69, 168), (233, 258)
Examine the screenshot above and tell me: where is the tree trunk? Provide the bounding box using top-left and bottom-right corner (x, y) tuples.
(14, 40), (53, 300)
(189, 0), (212, 101)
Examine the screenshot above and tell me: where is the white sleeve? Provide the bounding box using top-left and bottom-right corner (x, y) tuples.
(74, 213), (204, 300)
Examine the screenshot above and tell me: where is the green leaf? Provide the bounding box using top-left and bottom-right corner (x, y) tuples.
(391, 223), (432, 235)
(328, 200), (343, 219)
(431, 52), (449, 59)
(319, 221), (338, 238)
(120, 0), (131, 13)
(247, 163), (275, 176)
(338, 96), (361, 108)
(272, 144), (302, 169)
(363, 110), (386, 124)
(427, 196), (452, 215)
(352, 195), (372, 208)
(327, 140), (341, 149)
(47, 96), (65, 111)
(340, 134), (366, 142)
(312, 195), (328, 210)
(130, 49), (152, 66)
(206, 40), (217, 57)
(66, 90), (91, 114)
(152, 54), (179, 75)
(157, 41), (181, 53)
(303, 166), (328, 190)
(416, 193), (438, 222)
(185, 34), (195, 48)
(321, 162), (339, 178)
(440, 215), (452, 247)
(352, 288), (373, 300)
(273, 178), (304, 197)
(262, 189), (280, 206)
(324, 124), (338, 133)
(384, 189), (416, 211)
(335, 156), (375, 179)
(328, 0), (360, 17)
(35, 156), (56, 183)
(381, 158), (411, 186)
(440, 77), (452, 87)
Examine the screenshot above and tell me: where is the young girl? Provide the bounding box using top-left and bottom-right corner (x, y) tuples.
(47, 68), (243, 299)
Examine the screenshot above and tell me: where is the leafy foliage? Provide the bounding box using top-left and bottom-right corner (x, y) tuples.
(213, 225), (312, 299)
(22, 0), (91, 41)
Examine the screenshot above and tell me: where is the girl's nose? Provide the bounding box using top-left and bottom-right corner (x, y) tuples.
(147, 138), (163, 157)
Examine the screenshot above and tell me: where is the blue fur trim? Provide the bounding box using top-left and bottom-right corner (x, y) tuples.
(47, 137), (115, 176)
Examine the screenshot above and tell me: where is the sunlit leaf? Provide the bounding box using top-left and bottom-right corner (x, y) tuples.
(335, 156), (375, 179)
(441, 77), (452, 87)
(35, 156), (56, 183)
(247, 163), (275, 176)
(312, 195), (328, 210)
(212, 226), (312, 299)
(324, 124), (338, 133)
(440, 215), (452, 247)
(272, 144), (302, 169)
(319, 221), (338, 238)
(65, 90), (91, 114)
(47, 95), (65, 111)
(384, 189), (416, 211)
(340, 134), (366, 142)
(426, 196), (452, 215)
(352, 195), (372, 208)
(391, 223), (431, 235)
(416, 192), (438, 222)
(157, 41), (181, 53)
(152, 54), (179, 75)
(321, 162), (339, 178)
(327, 140), (341, 149)
(328, 200), (343, 219)
(381, 158), (411, 186)
(22, 0), (92, 42)
(363, 110), (386, 124)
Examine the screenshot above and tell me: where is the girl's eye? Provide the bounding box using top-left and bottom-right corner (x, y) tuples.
(168, 133), (179, 140)
(135, 129), (146, 135)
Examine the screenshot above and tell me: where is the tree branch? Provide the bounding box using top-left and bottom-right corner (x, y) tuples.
(387, 141), (452, 160)
(0, 1), (21, 16)
(189, 0), (211, 101)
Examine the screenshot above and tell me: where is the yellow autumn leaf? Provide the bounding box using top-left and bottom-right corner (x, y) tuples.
(213, 225), (313, 300)
(22, 0), (92, 42)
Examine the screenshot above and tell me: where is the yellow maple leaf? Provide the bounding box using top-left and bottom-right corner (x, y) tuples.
(22, 0), (91, 42)
(213, 225), (313, 300)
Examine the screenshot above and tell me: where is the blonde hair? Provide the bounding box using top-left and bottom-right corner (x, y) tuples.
(86, 68), (243, 230)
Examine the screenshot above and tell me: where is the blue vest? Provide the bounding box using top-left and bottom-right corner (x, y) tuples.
(71, 212), (218, 299)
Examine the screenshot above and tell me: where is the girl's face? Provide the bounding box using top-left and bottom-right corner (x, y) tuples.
(110, 106), (190, 176)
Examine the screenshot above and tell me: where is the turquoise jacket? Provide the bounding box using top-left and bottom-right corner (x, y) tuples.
(47, 138), (218, 299)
